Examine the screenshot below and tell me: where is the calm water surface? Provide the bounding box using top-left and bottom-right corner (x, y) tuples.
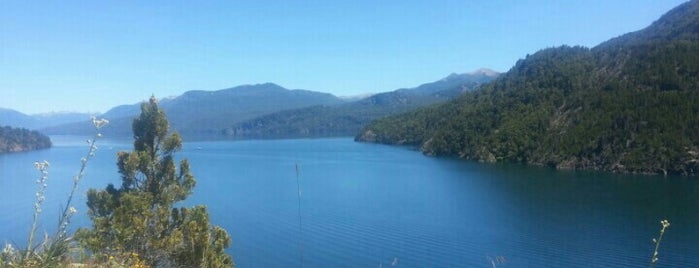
(1, 136), (698, 267)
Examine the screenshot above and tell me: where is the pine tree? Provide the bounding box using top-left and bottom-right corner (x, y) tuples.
(76, 96), (233, 267)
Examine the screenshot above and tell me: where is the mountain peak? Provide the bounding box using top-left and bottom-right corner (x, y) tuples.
(239, 82), (285, 90)
(439, 69), (500, 83)
(358, 0), (699, 175)
(469, 68), (500, 77)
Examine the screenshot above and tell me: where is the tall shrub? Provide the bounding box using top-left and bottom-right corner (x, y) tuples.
(77, 96), (233, 267)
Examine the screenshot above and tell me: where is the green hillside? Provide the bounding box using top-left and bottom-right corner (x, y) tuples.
(224, 71), (498, 138)
(357, 1), (699, 176)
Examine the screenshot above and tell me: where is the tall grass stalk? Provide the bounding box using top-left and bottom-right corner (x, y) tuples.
(25, 160), (49, 261)
(55, 120), (104, 239)
(649, 219), (671, 267)
(2, 117), (108, 267)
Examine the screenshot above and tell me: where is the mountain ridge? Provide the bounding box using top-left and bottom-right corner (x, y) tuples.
(40, 71), (499, 139)
(357, 0), (699, 176)
(223, 71), (499, 139)
(42, 83), (345, 137)
(0, 108), (94, 130)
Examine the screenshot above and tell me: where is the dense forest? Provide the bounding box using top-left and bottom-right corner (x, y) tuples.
(0, 126), (51, 153)
(357, 1), (699, 176)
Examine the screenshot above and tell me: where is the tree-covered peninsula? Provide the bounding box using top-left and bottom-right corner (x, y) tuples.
(357, 0), (699, 176)
(0, 126), (51, 153)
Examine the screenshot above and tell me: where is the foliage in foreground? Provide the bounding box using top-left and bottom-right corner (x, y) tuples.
(0, 117), (107, 267)
(76, 97), (233, 267)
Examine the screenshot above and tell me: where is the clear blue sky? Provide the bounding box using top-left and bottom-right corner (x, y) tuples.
(0, 0), (687, 114)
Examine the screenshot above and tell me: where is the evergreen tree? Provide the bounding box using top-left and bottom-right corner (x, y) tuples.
(77, 96), (233, 267)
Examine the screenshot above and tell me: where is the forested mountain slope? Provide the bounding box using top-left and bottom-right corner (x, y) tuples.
(224, 70), (498, 138)
(357, 1), (699, 175)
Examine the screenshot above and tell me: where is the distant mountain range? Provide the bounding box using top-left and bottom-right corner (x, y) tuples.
(224, 70), (499, 138)
(41, 83), (344, 137)
(0, 108), (95, 130)
(2, 69), (498, 139)
(357, 0), (699, 175)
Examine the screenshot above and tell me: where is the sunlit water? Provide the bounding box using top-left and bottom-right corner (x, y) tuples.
(1, 136), (698, 267)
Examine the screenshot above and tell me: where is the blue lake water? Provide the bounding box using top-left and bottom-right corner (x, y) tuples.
(1, 136), (698, 267)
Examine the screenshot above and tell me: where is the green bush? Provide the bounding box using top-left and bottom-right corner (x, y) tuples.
(76, 96), (233, 267)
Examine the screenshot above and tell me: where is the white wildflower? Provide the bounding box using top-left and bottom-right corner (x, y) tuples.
(33, 160), (49, 171)
(2, 243), (14, 255)
(661, 219), (670, 228)
(91, 117), (109, 129)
